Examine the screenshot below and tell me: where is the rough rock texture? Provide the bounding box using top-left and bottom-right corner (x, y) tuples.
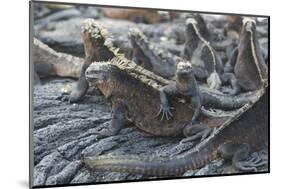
(32, 78), (268, 187)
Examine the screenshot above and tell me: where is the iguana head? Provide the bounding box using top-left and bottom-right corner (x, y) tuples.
(176, 61), (193, 78)
(242, 17), (256, 35)
(185, 18), (199, 37)
(85, 62), (113, 84)
(128, 27), (148, 45)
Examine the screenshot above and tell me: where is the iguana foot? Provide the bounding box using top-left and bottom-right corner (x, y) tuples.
(100, 101), (127, 136)
(155, 103), (174, 121)
(182, 123), (212, 142)
(68, 78), (89, 103)
(233, 157), (267, 172)
(219, 143), (267, 172)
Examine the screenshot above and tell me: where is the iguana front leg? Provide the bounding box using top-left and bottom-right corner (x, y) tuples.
(219, 142), (267, 172)
(156, 84), (177, 121)
(100, 101), (127, 136)
(190, 93), (201, 123)
(60, 56), (91, 103)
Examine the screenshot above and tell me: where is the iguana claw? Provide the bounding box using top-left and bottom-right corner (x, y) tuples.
(156, 103), (174, 121)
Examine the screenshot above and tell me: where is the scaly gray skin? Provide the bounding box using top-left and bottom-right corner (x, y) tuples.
(181, 18), (224, 90)
(83, 87), (268, 176)
(221, 18), (268, 95)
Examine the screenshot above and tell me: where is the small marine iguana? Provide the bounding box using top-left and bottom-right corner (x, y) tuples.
(83, 86), (268, 175)
(157, 62), (201, 124)
(221, 18), (268, 95)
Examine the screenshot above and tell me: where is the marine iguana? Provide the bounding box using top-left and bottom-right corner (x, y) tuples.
(221, 18), (268, 95)
(182, 18), (224, 90)
(33, 38), (83, 79)
(83, 86), (268, 175)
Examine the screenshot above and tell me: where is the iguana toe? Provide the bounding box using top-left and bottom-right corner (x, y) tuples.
(156, 104), (174, 121)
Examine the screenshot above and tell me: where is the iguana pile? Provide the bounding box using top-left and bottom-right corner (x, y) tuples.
(83, 57), (268, 175)
(66, 18), (268, 175)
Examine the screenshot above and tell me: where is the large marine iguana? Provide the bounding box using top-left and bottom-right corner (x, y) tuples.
(83, 59), (268, 175)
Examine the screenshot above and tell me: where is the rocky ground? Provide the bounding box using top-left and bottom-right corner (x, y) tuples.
(32, 78), (268, 187)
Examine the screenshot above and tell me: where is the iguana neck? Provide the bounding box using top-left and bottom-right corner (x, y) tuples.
(175, 73), (195, 92)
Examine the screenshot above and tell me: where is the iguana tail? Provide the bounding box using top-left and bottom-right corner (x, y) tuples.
(83, 146), (218, 176)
